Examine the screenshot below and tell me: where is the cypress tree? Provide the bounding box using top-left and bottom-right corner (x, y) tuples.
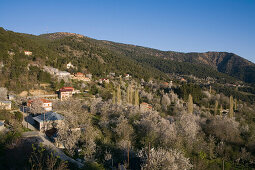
(117, 84), (121, 105)
(188, 94), (193, 114)
(129, 85), (133, 105)
(134, 89), (139, 106)
(112, 90), (116, 104)
(220, 104), (223, 117)
(234, 98), (237, 111)
(126, 85), (130, 104)
(229, 96), (234, 118)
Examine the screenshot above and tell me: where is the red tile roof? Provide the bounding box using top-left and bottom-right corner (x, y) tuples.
(75, 72), (84, 77)
(40, 98), (52, 103)
(62, 87), (74, 90)
(59, 89), (73, 92)
(28, 98), (52, 105)
(59, 87), (74, 92)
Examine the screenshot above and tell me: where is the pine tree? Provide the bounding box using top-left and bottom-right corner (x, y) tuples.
(112, 90), (116, 104)
(229, 96), (234, 118)
(134, 89), (139, 106)
(117, 84), (121, 105)
(214, 100), (218, 116)
(188, 94), (193, 114)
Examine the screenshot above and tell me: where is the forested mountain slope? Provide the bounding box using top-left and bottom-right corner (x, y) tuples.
(1, 27), (255, 94)
(41, 31), (255, 83)
(90, 40), (255, 83)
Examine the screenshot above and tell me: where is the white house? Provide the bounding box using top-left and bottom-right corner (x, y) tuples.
(27, 98), (53, 112)
(58, 87), (75, 100)
(99, 78), (109, 84)
(72, 72), (91, 82)
(24, 51), (32, 56)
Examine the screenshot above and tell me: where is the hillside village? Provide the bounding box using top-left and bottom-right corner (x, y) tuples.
(1, 52), (255, 170)
(0, 28), (255, 170)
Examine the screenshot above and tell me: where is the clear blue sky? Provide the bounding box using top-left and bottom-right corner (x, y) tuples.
(0, 0), (254, 63)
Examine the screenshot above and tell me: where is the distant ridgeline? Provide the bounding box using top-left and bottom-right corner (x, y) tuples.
(0, 27), (255, 92)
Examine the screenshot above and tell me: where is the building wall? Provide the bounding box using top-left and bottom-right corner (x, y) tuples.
(43, 103), (52, 111)
(38, 120), (64, 131)
(28, 101), (52, 112)
(24, 51), (32, 55)
(60, 92), (72, 100)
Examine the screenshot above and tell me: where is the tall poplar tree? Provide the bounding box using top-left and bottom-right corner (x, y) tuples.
(126, 85), (130, 104)
(188, 94), (193, 114)
(117, 84), (121, 105)
(112, 90), (116, 104)
(220, 104), (223, 117)
(129, 85), (133, 105)
(229, 96), (234, 118)
(134, 89), (139, 106)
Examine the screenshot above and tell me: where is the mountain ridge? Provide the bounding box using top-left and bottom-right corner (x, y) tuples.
(40, 31), (254, 65)
(1, 27), (254, 85)
(62, 34), (254, 83)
